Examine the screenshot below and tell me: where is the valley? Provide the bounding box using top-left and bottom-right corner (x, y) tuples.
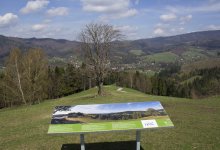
(1, 30), (220, 72)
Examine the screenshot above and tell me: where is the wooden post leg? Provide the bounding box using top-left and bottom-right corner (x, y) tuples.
(136, 130), (141, 150)
(80, 134), (85, 150)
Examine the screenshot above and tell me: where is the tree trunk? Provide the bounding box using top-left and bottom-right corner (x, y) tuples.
(15, 58), (26, 105)
(130, 76), (133, 88)
(3, 84), (6, 107)
(98, 81), (103, 96)
(83, 81), (86, 91)
(88, 77), (92, 89)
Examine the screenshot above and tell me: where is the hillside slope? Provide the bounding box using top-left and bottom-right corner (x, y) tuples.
(1, 30), (220, 65)
(0, 85), (219, 150)
(0, 35), (81, 65)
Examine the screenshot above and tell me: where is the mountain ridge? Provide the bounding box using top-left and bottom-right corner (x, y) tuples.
(0, 30), (220, 65)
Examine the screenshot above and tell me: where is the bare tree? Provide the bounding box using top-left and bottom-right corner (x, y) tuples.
(3, 48), (48, 106)
(22, 49), (48, 104)
(4, 48), (27, 105)
(80, 23), (121, 95)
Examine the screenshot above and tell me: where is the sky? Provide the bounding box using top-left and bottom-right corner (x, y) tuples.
(53, 101), (163, 115)
(0, 0), (220, 40)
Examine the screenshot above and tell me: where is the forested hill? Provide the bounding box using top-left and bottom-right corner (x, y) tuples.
(0, 30), (220, 64)
(0, 35), (81, 62)
(127, 29), (220, 52)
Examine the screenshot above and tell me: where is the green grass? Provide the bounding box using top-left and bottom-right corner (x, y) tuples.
(144, 52), (179, 63)
(0, 85), (220, 150)
(129, 50), (145, 56)
(181, 48), (208, 62)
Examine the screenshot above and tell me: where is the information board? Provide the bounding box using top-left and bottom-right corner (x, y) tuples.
(48, 101), (174, 134)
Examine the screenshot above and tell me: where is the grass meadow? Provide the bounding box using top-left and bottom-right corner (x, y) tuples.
(0, 85), (219, 150)
(144, 52), (179, 63)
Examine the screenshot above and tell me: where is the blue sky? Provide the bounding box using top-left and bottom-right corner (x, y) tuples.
(54, 101), (163, 115)
(0, 0), (219, 40)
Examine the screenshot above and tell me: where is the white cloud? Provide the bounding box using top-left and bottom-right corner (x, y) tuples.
(191, 2), (220, 12)
(153, 28), (165, 36)
(81, 0), (129, 13)
(170, 27), (184, 33)
(32, 24), (48, 32)
(109, 9), (138, 19)
(166, 2), (220, 14)
(179, 27), (184, 31)
(99, 8), (138, 21)
(20, 0), (49, 14)
(81, 0), (138, 19)
(181, 14), (192, 21)
(0, 13), (18, 28)
(115, 25), (138, 38)
(46, 7), (69, 16)
(160, 13), (177, 22)
(115, 25), (138, 32)
(153, 23), (185, 37)
(180, 14), (192, 24)
(207, 25), (220, 30)
(0, 22), (77, 40)
(119, 9), (138, 18)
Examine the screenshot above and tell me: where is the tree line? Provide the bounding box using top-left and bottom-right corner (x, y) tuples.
(0, 48), (219, 108)
(114, 65), (220, 98)
(0, 49), (96, 108)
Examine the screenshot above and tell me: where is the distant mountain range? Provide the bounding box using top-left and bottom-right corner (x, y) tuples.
(0, 35), (81, 58)
(0, 30), (220, 65)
